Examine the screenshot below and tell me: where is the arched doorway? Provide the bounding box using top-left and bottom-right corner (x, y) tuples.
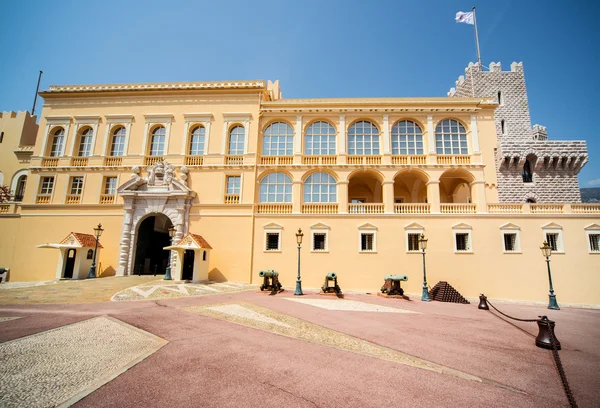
(64, 249), (76, 279)
(133, 214), (173, 275)
(182, 250), (195, 280)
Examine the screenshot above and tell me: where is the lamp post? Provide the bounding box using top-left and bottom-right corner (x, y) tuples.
(295, 228), (304, 296)
(87, 223), (104, 279)
(540, 241), (559, 310)
(419, 234), (431, 302)
(164, 226), (176, 280)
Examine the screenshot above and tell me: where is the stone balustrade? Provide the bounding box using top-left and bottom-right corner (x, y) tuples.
(348, 203), (385, 214)
(394, 203), (431, 214)
(301, 203), (339, 214)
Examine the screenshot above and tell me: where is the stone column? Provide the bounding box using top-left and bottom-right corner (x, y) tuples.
(471, 180), (487, 212)
(292, 181), (302, 214)
(426, 180), (441, 213)
(383, 181), (395, 214)
(117, 207), (135, 276)
(338, 181), (348, 213)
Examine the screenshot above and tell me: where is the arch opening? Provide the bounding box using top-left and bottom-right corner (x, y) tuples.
(439, 169), (474, 203)
(393, 170), (428, 203)
(348, 170), (383, 203)
(133, 213), (173, 275)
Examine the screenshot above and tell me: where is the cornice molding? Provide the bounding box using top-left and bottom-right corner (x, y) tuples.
(43, 80), (266, 94)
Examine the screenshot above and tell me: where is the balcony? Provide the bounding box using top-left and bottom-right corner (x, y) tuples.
(65, 194), (81, 204)
(225, 155), (244, 165)
(437, 155), (471, 165)
(530, 204), (564, 214)
(348, 203), (384, 214)
(391, 155), (427, 165)
(301, 203), (339, 214)
(572, 203), (600, 214)
(41, 158), (59, 167)
(104, 157), (123, 167)
(347, 155), (382, 165)
(144, 156), (164, 166)
(224, 194), (240, 204)
(185, 155), (204, 166)
(302, 156), (337, 165)
(100, 194), (115, 204)
(71, 157), (88, 167)
(256, 203), (292, 214)
(440, 204), (477, 214)
(36, 194), (51, 204)
(260, 156), (293, 165)
(487, 203), (523, 214)
(394, 203), (430, 214)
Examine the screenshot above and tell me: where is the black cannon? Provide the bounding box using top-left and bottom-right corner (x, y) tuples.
(259, 270), (282, 292)
(380, 274), (408, 296)
(0, 267), (9, 283)
(321, 272), (341, 294)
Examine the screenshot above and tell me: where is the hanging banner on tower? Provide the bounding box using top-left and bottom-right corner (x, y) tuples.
(455, 11), (474, 24)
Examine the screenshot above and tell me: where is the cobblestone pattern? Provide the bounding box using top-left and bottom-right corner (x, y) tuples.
(285, 298), (419, 313)
(0, 316), (166, 408)
(111, 281), (256, 302)
(0, 317), (22, 322)
(449, 62), (588, 203)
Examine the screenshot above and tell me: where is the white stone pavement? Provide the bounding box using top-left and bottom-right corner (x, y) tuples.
(0, 316), (167, 408)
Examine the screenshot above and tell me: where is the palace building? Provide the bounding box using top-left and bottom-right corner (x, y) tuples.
(0, 62), (598, 306)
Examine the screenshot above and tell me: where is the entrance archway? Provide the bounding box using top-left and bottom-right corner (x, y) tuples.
(133, 214), (173, 275)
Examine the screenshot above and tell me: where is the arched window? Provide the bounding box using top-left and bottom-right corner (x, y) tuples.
(526, 198), (536, 203)
(497, 91), (503, 105)
(77, 128), (93, 157)
(305, 121), (336, 155)
(189, 126), (206, 155)
(348, 121), (380, 155)
(49, 128), (65, 157)
(15, 175), (27, 202)
(203, 251), (207, 261)
(259, 172), (292, 202)
(262, 122), (293, 156)
(110, 126), (126, 156)
(501, 120), (506, 135)
(0, 131), (4, 143)
(391, 121), (423, 155)
(435, 119), (468, 155)
(149, 126), (166, 156)
(522, 159), (533, 183)
(304, 172), (337, 203)
(228, 125), (245, 155)
(87, 249), (94, 259)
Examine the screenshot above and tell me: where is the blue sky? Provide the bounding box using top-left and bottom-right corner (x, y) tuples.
(0, 0), (598, 187)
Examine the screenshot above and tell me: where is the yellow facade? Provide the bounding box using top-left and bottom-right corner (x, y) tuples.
(0, 81), (598, 306)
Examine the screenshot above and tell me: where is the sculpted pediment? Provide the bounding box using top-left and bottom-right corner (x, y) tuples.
(118, 161), (195, 197)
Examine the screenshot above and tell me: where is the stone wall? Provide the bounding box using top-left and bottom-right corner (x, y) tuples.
(448, 62), (588, 203)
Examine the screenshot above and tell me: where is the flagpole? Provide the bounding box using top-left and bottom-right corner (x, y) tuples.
(472, 7), (482, 67)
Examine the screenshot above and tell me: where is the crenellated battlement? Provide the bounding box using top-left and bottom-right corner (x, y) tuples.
(449, 60), (588, 203)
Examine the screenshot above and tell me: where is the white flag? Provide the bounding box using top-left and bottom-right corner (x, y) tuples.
(456, 11), (474, 25)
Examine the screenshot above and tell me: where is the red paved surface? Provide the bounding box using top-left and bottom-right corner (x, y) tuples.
(1, 291), (598, 407)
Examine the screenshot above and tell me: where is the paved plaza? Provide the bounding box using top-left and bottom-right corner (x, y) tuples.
(0, 277), (599, 407)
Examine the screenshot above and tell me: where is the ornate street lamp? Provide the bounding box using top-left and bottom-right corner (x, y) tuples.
(87, 223), (104, 279)
(164, 226), (177, 280)
(419, 234), (431, 302)
(540, 240), (559, 310)
(295, 228), (304, 296)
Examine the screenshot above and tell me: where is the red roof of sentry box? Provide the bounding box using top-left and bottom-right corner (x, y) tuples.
(176, 233), (212, 249)
(59, 232), (104, 249)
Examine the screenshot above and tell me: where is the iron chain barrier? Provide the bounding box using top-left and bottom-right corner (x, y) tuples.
(478, 294), (577, 408)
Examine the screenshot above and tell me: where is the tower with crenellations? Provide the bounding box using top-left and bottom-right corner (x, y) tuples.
(448, 61), (588, 203)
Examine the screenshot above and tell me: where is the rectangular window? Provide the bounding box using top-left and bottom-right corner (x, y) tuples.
(546, 233), (559, 252)
(39, 177), (54, 195)
(407, 233), (420, 252)
(360, 233), (375, 252)
(78, 135), (92, 157)
(265, 233), (280, 251)
(104, 177), (118, 194)
(313, 233), (326, 251)
(226, 176), (241, 195)
(503, 233), (517, 252)
(70, 177), (84, 195)
(589, 234), (600, 252)
(456, 233), (469, 251)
